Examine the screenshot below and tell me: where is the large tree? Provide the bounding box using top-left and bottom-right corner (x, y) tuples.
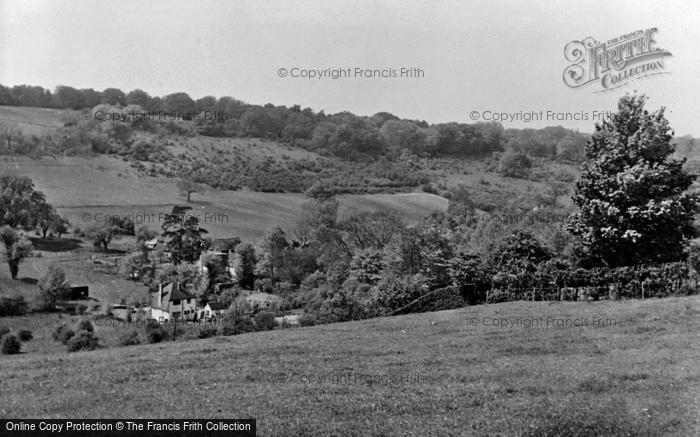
(256, 226), (289, 282)
(0, 175), (47, 228)
(35, 201), (62, 238)
(235, 243), (257, 290)
(86, 224), (117, 252)
(0, 122), (21, 153)
(100, 88), (126, 106)
(567, 94), (698, 266)
(163, 92), (196, 118)
(0, 226), (33, 279)
(161, 206), (209, 264)
(125, 89), (152, 108)
(177, 178), (205, 202)
(38, 264), (70, 310)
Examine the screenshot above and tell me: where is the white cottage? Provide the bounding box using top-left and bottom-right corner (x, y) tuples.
(198, 301), (228, 320)
(149, 281), (197, 321)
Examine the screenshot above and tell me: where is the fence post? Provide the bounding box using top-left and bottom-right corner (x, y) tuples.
(641, 281), (645, 300)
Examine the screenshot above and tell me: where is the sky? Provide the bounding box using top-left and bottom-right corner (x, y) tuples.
(1, 0), (699, 135)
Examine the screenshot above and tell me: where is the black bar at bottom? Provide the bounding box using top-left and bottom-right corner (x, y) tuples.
(1, 419), (256, 437)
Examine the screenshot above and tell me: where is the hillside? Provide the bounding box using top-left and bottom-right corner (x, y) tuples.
(0, 106), (578, 206)
(0, 155), (447, 241)
(0, 105), (581, 240)
(1, 296), (698, 436)
(0, 105), (72, 135)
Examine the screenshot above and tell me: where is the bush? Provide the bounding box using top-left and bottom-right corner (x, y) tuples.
(254, 311), (276, 331)
(52, 324), (75, 344)
(298, 313), (316, 327)
(145, 321), (169, 343)
(498, 150), (531, 178)
(394, 286), (465, 314)
(198, 326), (218, 339)
(422, 183), (438, 194)
(17, 329), (33, 341)
(219, 315), (255, 336)
(118, 330), (140, 346)
(1, 334), (21, 355)
(66, 329), (99, 352)
(486, 289), (513, 303)
(0, 295), (28, 316)
(76, 318), (94, 333)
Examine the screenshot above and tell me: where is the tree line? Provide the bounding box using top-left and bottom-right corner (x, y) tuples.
(0, 83), (588, 163)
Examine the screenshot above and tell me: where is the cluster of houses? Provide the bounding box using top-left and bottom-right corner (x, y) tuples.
(132, 237), (302, 327)
(146, 281), (285, 322)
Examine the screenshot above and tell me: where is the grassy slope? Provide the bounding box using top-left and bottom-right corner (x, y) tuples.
(0, 105), (576, 236)
(0, 155), (447, 242)
(1, 296), (699, 436)
(0, 106), (71, 135)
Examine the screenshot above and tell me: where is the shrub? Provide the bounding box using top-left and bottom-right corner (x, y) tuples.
(118, 330), (140, 346)
(498, 150), (531, 178)
(198, 326), (218, 339)
(17, 329), (33, 341)
(66, 329), (99, 352)
(219, 315), (255, 336)
(254, 311), (276, 331)
(38, 264), (70, 312)
(486, 289), (513, 303)
(52, 324), (75, 345)
(298, 313), (316, 327)
(145, 322), (169, 343)
(422, 184), (438, 194)
(76, 318), (94, 333)
(1, 334), (21, 355)
(0, 295), (28, 316)
(395, 286), (465, 314)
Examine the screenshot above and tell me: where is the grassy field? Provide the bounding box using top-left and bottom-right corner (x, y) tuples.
(1, 296), (698, 436)
(0, 105), (72, 135)
(0, 156), (447, 241)
(0, 233), (150, 306)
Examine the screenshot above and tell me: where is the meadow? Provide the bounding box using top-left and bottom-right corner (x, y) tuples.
(0, 156), (447, 242)
(1, 296), (698, 436)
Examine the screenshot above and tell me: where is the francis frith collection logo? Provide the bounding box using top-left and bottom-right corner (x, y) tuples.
(563, 28), (671, 92)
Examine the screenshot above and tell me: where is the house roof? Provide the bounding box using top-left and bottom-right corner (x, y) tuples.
(207, 302), (228, 311)
(159, 281), (195, 302)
